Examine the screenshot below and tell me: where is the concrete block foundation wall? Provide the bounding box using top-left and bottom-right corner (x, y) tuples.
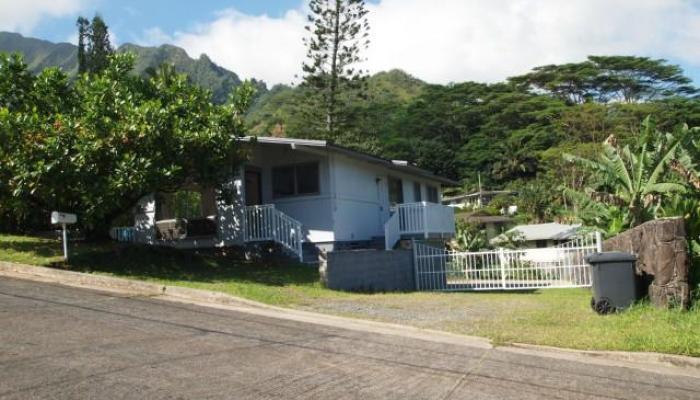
(603, 217), (690, 308)
(320, 249), (415, 292)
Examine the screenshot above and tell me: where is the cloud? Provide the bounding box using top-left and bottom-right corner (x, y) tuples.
(140, 27), (173, 47)
(170, 8), (307, 86)
(141, 0), (700, 85)
(0, 0), (86, 34)
(364, 0), (700, 84)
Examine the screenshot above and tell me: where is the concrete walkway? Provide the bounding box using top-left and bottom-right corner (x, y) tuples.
(1, 277), (699, 399)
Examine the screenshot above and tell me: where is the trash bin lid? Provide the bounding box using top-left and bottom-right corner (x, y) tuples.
(585, 251), (636, 264)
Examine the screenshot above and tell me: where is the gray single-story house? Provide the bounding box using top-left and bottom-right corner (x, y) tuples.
(117, 137), (457, 261)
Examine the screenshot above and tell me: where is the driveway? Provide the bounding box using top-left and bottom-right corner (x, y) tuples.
(0, 277), (698, 399)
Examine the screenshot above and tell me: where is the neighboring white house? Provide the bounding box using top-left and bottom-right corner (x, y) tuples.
(443, 190), (518, 215)
(491, 222), (582, 248)
(489, 222), (583, 265)
(122, 137), (457, 261)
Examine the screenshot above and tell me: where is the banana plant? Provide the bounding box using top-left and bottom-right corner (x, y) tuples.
(563, 116), (691, 229)
(450, 221), (490, 252)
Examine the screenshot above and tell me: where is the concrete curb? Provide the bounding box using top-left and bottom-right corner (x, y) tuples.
(1, 261), (698, 376)
(0, 261), (165, 296)
(0, 261), (491, 350)
(507, 343), (700, 370)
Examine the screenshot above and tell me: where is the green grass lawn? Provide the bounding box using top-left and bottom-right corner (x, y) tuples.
(0, 234), (344, 305)
(1, 234), (698, 356)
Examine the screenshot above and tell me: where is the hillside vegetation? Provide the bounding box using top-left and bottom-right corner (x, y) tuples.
(3, 32), (700, 231)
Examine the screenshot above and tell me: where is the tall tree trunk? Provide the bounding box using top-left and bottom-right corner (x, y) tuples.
(327, 0), (341, 139)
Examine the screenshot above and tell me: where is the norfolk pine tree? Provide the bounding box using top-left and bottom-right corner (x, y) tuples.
(76, 15), (114, 74)
(301, 0), (370, 140)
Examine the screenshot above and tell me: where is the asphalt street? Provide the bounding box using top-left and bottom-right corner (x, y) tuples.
(0, 277), (698, 399)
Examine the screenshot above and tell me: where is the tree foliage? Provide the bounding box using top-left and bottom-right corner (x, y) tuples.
(300, 0), (370, 139)
(450, 221), (490, 252)
(563, 117), (693, 229)
(76, 15), (114, 75)
(251, 54), (698, 196)
(509, 56), (697, 104)
(0, 53), (252, 235)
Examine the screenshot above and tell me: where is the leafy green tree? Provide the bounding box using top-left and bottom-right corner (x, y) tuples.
(0, 53), (34, 111)
(76, 15), (114, 74)
(76, 17), (89, 74)
(509, 61), (599, 104)
(248, 69), (423, 155)
(0, 53), (252, 235)
(247, 54), (698, 197)
(513, 178), (563, 223)
(300, 0), (370, 139)
(491, 138), (538, 182)
(386, 81), (564, 184)
(589, 56), (696, 103)
(510, 56), (697, 104)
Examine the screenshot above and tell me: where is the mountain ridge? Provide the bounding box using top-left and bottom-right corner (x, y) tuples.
(0, 31), (264, 103)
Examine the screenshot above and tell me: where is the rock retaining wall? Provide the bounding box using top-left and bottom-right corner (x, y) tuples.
(603, 217), (690, 308)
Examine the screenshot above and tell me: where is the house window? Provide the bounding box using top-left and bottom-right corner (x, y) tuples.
(427, 185), (439, 203)
(413, 182), (422, 202)
(272, 166), (295, 197)
(388, 177), (403, 205)
(272, 162), (320, 198)
(296, 163), (320, 194)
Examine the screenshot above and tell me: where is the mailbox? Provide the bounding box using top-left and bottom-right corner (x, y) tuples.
(51, 211), (77, 225)
(51, 211), (76, 260)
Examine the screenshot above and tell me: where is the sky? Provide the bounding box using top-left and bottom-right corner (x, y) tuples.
(0, 0), (699, 87)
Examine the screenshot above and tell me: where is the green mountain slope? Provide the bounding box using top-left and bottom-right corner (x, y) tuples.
(0, 32), (263, 103)
(0, 32), (78, 75)
(118, 43), (259, 103)
(246, 69), (426, 136)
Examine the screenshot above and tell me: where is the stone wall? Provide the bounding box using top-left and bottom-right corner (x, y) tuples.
(320, 249), (415, 292)
(603, 217), (690, 308)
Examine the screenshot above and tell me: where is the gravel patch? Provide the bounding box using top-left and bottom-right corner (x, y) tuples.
(296, 292), (543, 332)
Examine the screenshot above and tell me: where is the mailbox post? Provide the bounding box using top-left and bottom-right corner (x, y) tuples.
(51, 212), (77, 260)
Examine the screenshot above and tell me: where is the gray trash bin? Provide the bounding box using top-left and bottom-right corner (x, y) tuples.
(585, 252), (637, 314)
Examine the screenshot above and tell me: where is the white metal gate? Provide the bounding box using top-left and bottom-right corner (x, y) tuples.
(413, 232), (602, 291)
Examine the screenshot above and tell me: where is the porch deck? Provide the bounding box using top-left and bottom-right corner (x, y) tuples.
(385, 202), (455, 249)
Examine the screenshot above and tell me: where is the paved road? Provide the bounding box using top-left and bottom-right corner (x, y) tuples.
(0, 278), (698, 400)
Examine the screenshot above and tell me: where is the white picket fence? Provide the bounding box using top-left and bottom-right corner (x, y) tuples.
(243, 205), (304, 260)
(413, 232), (602, 291)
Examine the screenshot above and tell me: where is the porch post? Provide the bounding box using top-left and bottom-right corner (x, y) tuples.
(412, 239), (420, 291)
(239, 165), (247, 242)
(423, 202), (429, 239)
(271, 206), (278, 241)
(499, 248), (507, 289)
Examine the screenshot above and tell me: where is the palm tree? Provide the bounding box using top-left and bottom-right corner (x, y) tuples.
(564, 116), (690, 229)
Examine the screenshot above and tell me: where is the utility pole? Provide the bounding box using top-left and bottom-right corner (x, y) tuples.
(477, 172), (483, 208)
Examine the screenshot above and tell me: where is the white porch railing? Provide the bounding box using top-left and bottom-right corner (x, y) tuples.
(244, 204), (304, 260)
(385, 202), (456, 249)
